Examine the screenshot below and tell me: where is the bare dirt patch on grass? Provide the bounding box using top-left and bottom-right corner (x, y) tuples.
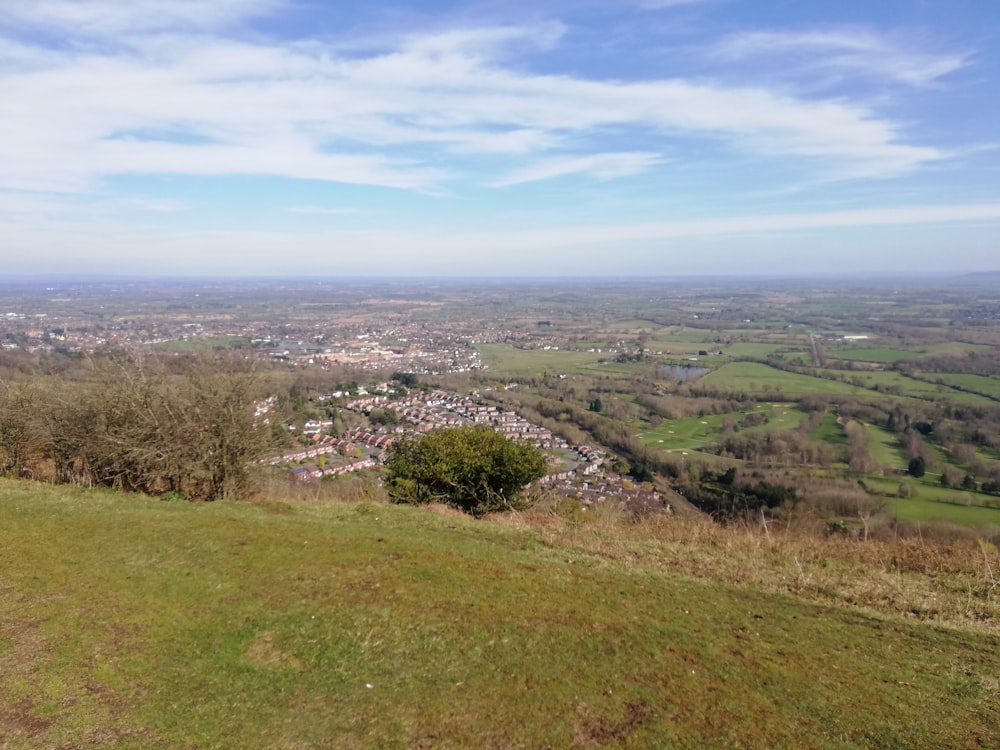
(244, 630), (305, 672)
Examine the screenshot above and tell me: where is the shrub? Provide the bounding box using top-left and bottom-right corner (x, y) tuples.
(385, 426), (547, 516)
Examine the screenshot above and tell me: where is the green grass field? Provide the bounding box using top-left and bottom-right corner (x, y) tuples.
(647, 339), (710, 355)
(638, 404), (807, 452)
(606, 318), (664, 330)
(751, 405), (809, 432)
(639, 413), (732, 451)
(476, 343), (608, 375)
(830, 342), (985, 363)
(863, 423), (909, 471)
(926, 373), (1000, 400)
(644, 327), (713, 342)
(848, 371), (995, 404)
(698, 365), (993, 405)
(830, 346), (924, 363)
(701, 362), (863, 396)
(719, 342), (805, 359)
(2, 480), (999, 748)
(154, 335), (251, 352)
(808, 413), (847, 446)
(864, 477), (1000, 527)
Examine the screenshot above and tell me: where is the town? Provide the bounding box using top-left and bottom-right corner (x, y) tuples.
(269, 385), (668, 516)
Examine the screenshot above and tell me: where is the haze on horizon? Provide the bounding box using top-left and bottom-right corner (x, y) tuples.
(1, 0), (998, 278)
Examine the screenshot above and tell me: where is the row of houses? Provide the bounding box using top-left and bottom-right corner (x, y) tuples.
(288, 455), (377, 481)
(343, 427), (399, 451)
(267, 435), (359, 465)
(378, 391), (569, 450)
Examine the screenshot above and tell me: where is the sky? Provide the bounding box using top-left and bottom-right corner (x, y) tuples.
(1, 0), (998, 277)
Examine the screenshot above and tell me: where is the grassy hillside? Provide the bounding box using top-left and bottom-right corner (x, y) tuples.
(2, 479), (999, 749)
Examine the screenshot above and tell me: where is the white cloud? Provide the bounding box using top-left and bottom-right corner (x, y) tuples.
(5, 200), (999, 277)
(0, 9), (952, 199)
(289, 206), (369, 215)
(0, 0), (282, 35)
(122, 197), (188, 212)
(402, 23), (565, 58)
(489, 202), (1000, 246)
(715, 28), (969, 87)
(491, 152), (662, 187)
(0, 191), (84, 216)
(636, 0), (707, 9)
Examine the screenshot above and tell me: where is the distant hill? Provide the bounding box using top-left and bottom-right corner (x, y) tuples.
(2, 479), (998, 748)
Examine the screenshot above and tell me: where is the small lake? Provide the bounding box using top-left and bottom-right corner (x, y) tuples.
(660, 365), (710, 381)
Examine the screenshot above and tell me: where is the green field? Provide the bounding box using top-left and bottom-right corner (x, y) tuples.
(2, 480), (999, 748)
(830, 342), (985, 363)
(648, 340), (711, 355)
(849, 371), (995, 404)
(808, 413), (847, 445)
(830, 346), (926, 363)
(752, 405), (809, 432)
(863, 423), (909, 471)
(476, 343), (608, 375)
(864, 477), (1000, 528)
(719, 342), (804, 359)
(154, 335), (251, 352)
(606, 318), (665, 330)
(638, 413), (729, 451)
(887, 492), (1000, 527)
(700, 362), (863, 396)
(645, 327), (714, 342)
(699, 365), (996, 405)
(638, 404), (806, 451)
(926, 373), (1000, 400)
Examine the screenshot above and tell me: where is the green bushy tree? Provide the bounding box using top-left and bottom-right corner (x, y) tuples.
(385, 426), (547, 516)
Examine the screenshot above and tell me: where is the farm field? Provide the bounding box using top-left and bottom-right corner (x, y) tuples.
(2, 481), (999, 749)
(476, 343), (607, 375)
(154, 335), (250, 352)
(849, 371), (994, 404)
(645, 327), (734, 343)
(700, 362), (863, 396)
(648, 339), (712, 355)
(718, 342), (804, 359)
(927, 373), (1000, 400)
(829, 342), (987, 363)
(864, 477), (1000, 527)
(874, 491), (1000, 528)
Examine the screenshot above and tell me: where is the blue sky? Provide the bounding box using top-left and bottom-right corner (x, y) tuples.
(1, 0), (998, 277)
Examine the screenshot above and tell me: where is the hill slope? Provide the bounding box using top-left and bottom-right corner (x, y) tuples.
(1, 479), (998, 748)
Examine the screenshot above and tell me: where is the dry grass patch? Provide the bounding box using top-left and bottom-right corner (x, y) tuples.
(244, 631), (305, 672)
(506, 509), (1000, 629)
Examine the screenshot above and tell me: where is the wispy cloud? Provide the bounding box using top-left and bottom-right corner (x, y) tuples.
(0, 3), (956, 203)
(403, 23), (565, 57)
(289, 206), (369, 216)
(122, 197), (188, 212)
(715, 28), (969, 87)
(0, 0), (282, 35)
(491, 152), (662, 187)
(636, 0), (708, 9)
(6, 201), (998, 276)
(496, 202), (1000, 246)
